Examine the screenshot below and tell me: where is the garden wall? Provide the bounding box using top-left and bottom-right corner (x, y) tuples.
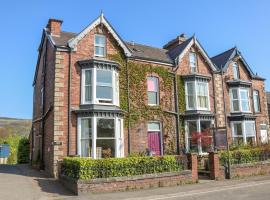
(60, 170), (196, 195)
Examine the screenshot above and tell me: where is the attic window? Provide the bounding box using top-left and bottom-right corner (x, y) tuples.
(189, 52), (197, 73)
(94, 34), (106, 57)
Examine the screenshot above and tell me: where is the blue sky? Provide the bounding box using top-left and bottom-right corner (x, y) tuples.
(0, 0), (269, 119)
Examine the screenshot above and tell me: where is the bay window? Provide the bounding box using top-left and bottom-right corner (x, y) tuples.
(81, 68), (119, 105)
(232, 121), (256, 145)
(253, 90), (260, 112)
(186, 120), (213, 154)
(185, 80), (209, 110)
(230, 88), (250, 112)
(78, 117), (124, 158)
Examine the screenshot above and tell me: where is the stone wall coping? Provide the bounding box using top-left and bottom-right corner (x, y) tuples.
(61, 170), (192, 184)
(231, 160), (270, 168)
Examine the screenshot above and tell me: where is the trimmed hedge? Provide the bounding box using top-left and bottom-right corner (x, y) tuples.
(17, 137), (30, 164)
(62, 156), (184, 180)
(219, 146), (270, 166)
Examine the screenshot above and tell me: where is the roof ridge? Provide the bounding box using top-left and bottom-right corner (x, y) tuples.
(125, 41), (168, 52)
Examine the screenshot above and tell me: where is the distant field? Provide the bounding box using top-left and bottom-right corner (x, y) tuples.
(0, 117), (31, 138)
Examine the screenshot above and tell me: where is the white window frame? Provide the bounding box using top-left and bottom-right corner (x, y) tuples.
(231, 121), (256, 145)
(185, 80), (210, 111)
(77, 116), (124, 159)
(232, 62), (239, 79)
(230, 88), (251, 113)
(96, 69), (113, 103)
(185, 119), (213, 154)
(189, 52), (198, 73)
(81, 68), (119, 106)
(147, 76), (159, 106)
(94, 34), (106, 57)
(253, 90), (260, 113)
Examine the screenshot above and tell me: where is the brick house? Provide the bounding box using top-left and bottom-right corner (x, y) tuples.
(30, 14), (269, 177)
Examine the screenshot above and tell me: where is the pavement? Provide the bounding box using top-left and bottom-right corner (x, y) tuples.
(1, 164), (270, 200)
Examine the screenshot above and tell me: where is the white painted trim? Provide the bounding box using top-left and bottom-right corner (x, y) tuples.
(92, 117), (97, 158)
(68, 14), (132, 57)
(77, 117), (81, 156)
(231, 120), (256, 145)
(94, 34), (106, 57)
(229, 87), (251, 112)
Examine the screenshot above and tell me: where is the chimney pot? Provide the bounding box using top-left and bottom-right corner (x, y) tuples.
(46, 18), (63, 37)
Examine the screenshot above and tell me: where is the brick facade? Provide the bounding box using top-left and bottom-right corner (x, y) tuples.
(31, 14), (269, 177)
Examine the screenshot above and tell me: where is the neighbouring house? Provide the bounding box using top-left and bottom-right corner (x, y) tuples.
(30, 13), (269, 177)
(267, 92), (270, 123)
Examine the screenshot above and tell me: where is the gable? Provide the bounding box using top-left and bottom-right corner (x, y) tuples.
(68, 14), (132, 57)
(171, 36), (217, 72)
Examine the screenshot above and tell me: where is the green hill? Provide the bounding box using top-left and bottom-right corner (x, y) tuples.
(0, 117), (31, 138)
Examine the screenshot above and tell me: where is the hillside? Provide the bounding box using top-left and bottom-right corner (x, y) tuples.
(0, 117), (32, 138)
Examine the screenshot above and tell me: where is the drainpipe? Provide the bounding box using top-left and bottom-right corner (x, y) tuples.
(67, 48), (72, 156)
(221, 68), (231, 178)
(173, 72), (180, 155)
(211, 71), (218, 151)
(126, 58), (131, 154)
(41, 38), (49, 169)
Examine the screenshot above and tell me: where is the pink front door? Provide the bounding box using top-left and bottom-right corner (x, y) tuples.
(148, 132), (161, 156)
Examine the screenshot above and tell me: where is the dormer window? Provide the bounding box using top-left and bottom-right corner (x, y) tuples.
(232, 63), (239, 79)
(94, 34), (106, 57)
(189, 52), (197, 73)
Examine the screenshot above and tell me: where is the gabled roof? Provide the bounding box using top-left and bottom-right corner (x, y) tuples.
(211, 47), (255, 77)
(52, 31), (76, 47)
(68, 13), (132, 57)
(125, 42), (173, 64)
(168, 36), (218, 71)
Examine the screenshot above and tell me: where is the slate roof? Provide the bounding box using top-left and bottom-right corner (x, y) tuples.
(51, 31), (76, 47)
(211, 47), (236, 69)
(167, 37), (193, 60)
(125, 42), (173, 64)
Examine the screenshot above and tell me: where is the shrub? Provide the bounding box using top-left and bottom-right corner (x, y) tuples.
(0, 135), (21, 164)
(62, 155), (184, 180)
(17, 137), (30, 164)
(219, 145), (270, 166)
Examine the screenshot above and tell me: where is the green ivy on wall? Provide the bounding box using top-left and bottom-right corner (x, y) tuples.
(109, 53), (186, 154)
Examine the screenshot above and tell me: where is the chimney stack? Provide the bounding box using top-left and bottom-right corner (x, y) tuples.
(46, 18), (63, 37)
(163, 33), (187, 50)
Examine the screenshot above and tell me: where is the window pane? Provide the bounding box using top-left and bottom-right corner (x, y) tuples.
(148, 122), (160, 131)
(240, 90), (248, 100)
(97, 118), (115, 138)
(241, 100), (249, 112)
(233, 123), (242, 136)
(232, 89), (238, 99)
(97, 70), (112, 85)
(188, 121), (198, 151)
(233, 100), (239, 111)
(81, 119), (92, 139)
(187, 82), (195, 108)
(147, 77), (158, 92)
(148, 91), (157, 105)
(95, 46), (105, 56)
(253, 91), (260, 112)
(233, 63), (239, 79)
(96, 86), (112, 99)
(96, 139), (115, 158)
(95, 35), (105, 45)
(245, 122), (255, 137)
(200, 121), (212, 152)
(81, 139), (92, 157)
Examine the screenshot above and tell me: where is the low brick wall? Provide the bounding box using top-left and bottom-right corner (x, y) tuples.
(218, 161), (270, 179)
(60, 170), (197, 195)
(230, 161), (270, 178)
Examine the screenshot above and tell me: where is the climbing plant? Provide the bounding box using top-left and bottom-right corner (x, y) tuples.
(109, 53), (186, 154)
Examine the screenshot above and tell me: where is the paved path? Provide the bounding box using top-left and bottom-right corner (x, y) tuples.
(0, 164), (75, 200)
(1, 164), (270, 200)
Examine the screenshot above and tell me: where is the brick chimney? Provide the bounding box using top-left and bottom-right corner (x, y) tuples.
(46, 18), (63, 37)
(163, 33), (187, 50)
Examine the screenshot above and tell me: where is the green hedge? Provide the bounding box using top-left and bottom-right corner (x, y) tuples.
(17, 137), (30, 164)
(62, 156), (184, 180)
(219, 146), (270, 166)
